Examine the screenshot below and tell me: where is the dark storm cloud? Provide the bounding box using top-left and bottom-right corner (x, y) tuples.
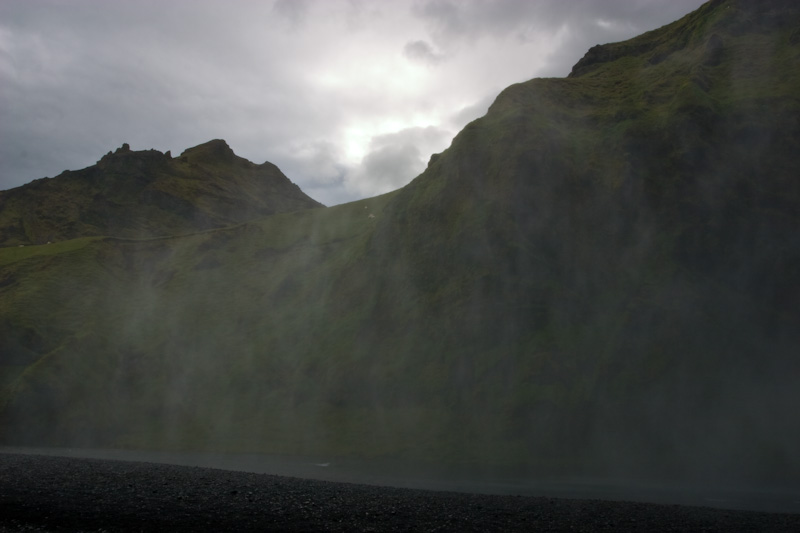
(0, 0), (707, 205)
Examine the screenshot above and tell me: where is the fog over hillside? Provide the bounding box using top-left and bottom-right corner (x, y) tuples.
(1, 0), (799, 513)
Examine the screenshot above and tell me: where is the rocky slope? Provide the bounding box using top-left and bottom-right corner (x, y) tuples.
(0, 139), (323, 246)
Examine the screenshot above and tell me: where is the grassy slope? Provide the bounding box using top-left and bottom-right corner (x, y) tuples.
(1, 0), (799, 482)
(0, 140), (323, 247)
(0, 194), (397, 451)
(369, 0), (800, 475)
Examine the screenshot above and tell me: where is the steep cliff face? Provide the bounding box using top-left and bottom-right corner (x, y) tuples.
(0, 140), (323, 246)
(377, 0), (800, 344)
(1, 0), (799, 483)
(361, 0), (800, 474)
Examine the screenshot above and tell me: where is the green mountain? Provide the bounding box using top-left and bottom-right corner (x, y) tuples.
(0, 139), (322, 246)
(1, 0), (799, 484)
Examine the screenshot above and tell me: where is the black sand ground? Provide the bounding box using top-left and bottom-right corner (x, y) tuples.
(2, 453), (799, 532)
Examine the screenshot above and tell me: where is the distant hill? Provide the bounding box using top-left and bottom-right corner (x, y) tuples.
(1, 0), (799, 484)
(0, 139), (323, 246)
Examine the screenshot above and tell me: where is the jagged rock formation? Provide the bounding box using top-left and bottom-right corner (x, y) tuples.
(0, 140), (322, 246)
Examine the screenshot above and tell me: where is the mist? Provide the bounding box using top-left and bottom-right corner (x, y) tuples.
(1, 0), (800, 515)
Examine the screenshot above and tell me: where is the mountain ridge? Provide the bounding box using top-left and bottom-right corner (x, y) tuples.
(0, 139), (323, 247)
(569, 0), (800, 77)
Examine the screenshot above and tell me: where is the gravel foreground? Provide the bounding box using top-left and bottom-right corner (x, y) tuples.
(2, 453), (799, 532)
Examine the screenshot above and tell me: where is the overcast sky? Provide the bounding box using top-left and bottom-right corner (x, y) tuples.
(1, 0), (706, 205)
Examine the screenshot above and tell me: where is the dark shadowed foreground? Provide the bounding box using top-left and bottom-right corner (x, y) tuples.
(2, 454), (799, 532)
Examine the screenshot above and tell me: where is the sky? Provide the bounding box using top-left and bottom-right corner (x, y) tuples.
(1, 0), (706, 206)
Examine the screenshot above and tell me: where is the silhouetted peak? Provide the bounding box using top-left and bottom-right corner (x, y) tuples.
(98, 143), (132, 161)
(97, 143), (169, 168)
(179, 139), (237, 164)
(568, 0), (800, 77)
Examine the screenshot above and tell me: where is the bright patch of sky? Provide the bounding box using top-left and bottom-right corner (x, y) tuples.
(0, 0), (705, 205)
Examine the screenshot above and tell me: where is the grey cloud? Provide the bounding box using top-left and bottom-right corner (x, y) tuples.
(346, 125), (451, 197)
(0, 0), (322, 187)
(413, 0), (705, 42)
(374, 126), (450, 146)
(270, 140), (348, 194)
(533, 0), (707, 76)
(412, 0), (541, 44)
(362, 143), (421, 191)
(277, 144), (349, 207)
(403, 40), (445, 65)
(412, 0), (465, 44)
(0, 0), (710, 204)
(292, 141), (347, 185)
(273, 0), (310, 28)
(448, 93), (496, 130)
(412, 0), (706, 75)
(273, 0), (382, 34)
